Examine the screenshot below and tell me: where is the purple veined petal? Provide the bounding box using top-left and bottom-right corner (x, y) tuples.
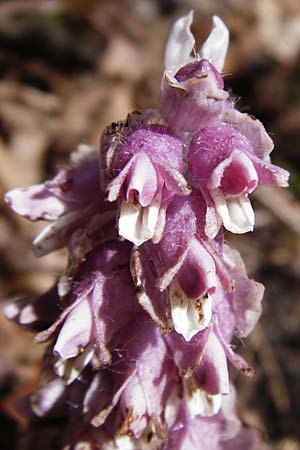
(221, 428), (262, 450)
(33, 290), (88, 345)
(165, 327), (211, 377)
(166, 404), (222, 450)
(164, 10), (195, 74)
(214, 319), (254, 377)
(158, 232), (218, 294)
(147, 195), (198, 288)
(45, 164), (99, 205)
(130, 246), (173, 332)
(176, 237), (217, 299)
(53, 296), (93, 359)
(211, 281), (236, 345)
(106, 153), (139, 202)
(210, 189), (255, 234)
(200, 238), (233, 293)
(199, 16), (229, 72)
(6, 149), (116, 259)
(160, 65), (228, 132)
(158, 246), (189, 292)
(223, 245), (264, 337)
(221, 108), (274, 159)
(189, 124), (255, 189)
(170, 279), (212, 341)
(152, 192), (210, 291)
(4, 184), (66, 221)
(90, 369), (137, 428)
(250, 153), (290, 187)
(193, 330), (230, 396)
(36, 241), (138, 374)
(152, 159), (191, 196)
(125, 152), (157, 206)
(117, 320), (174, 437)
(91, 317), (173, 437)
(208, 150), (258, 196)
(187, 189), (211, 236)
(3, 285), (61, 331)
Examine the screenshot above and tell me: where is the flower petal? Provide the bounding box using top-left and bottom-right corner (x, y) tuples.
(208, 150), (258, 195)
(176, 237), (217, 299)
(53, 297), (93, 359)
(5, 184), (65, 221)
(54, 345), (94, 384)
(251, 154), (289, 187)
(170, 279), (212, 341)
(194, 331), (230, 395)
(31, 378), (66, 417)
(118, 191), (161, 245)
(126, 153), (157, 206)
(184, 381), (222, 417)
(33, 210), (81, 256)
(164, 10), (195, 72)
(200, 15), (229, 72)
(210, 190), (255, 234)
(221, 108), (274, 159)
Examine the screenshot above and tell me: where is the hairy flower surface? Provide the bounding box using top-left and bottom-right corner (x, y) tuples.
(105, 124), (190, 245)
(160, 12), (229, 132)
(189, 123), (289, 233)
(4, 10), (289, 450)
(5, 145), (116, 260)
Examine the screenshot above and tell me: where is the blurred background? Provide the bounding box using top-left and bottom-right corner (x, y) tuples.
(0, 1), (299, 449)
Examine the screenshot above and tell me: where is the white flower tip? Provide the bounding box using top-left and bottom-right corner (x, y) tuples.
(184, 381), (222, 418)
(164, 10), (195, 72)
(118, 195), (161, 246)
(19, 304), (36, 325)
(170, 280), (212, 342)
(211, 190), (255, 234)
(31, 379), (65, 417)
(54, 346), (94, 385)
(3, 302), (19, 320)
(200, 15), (229, 72)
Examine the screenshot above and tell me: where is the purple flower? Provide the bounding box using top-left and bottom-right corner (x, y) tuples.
(189, 123), (289, 233)
(133, 194), (233, 341)
(103, 123), (190, 245)
(5, 145), (116, 259)
(3, 10), (286, 450)
(160, 12), (229, 132)
(166, 387), (260, 450)
(34, 241), (139, 380)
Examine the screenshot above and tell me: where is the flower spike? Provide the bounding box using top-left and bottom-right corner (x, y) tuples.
(4, 11), (288, 450)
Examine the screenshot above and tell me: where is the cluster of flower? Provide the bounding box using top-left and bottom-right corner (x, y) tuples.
(5, 12), (289, 450)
